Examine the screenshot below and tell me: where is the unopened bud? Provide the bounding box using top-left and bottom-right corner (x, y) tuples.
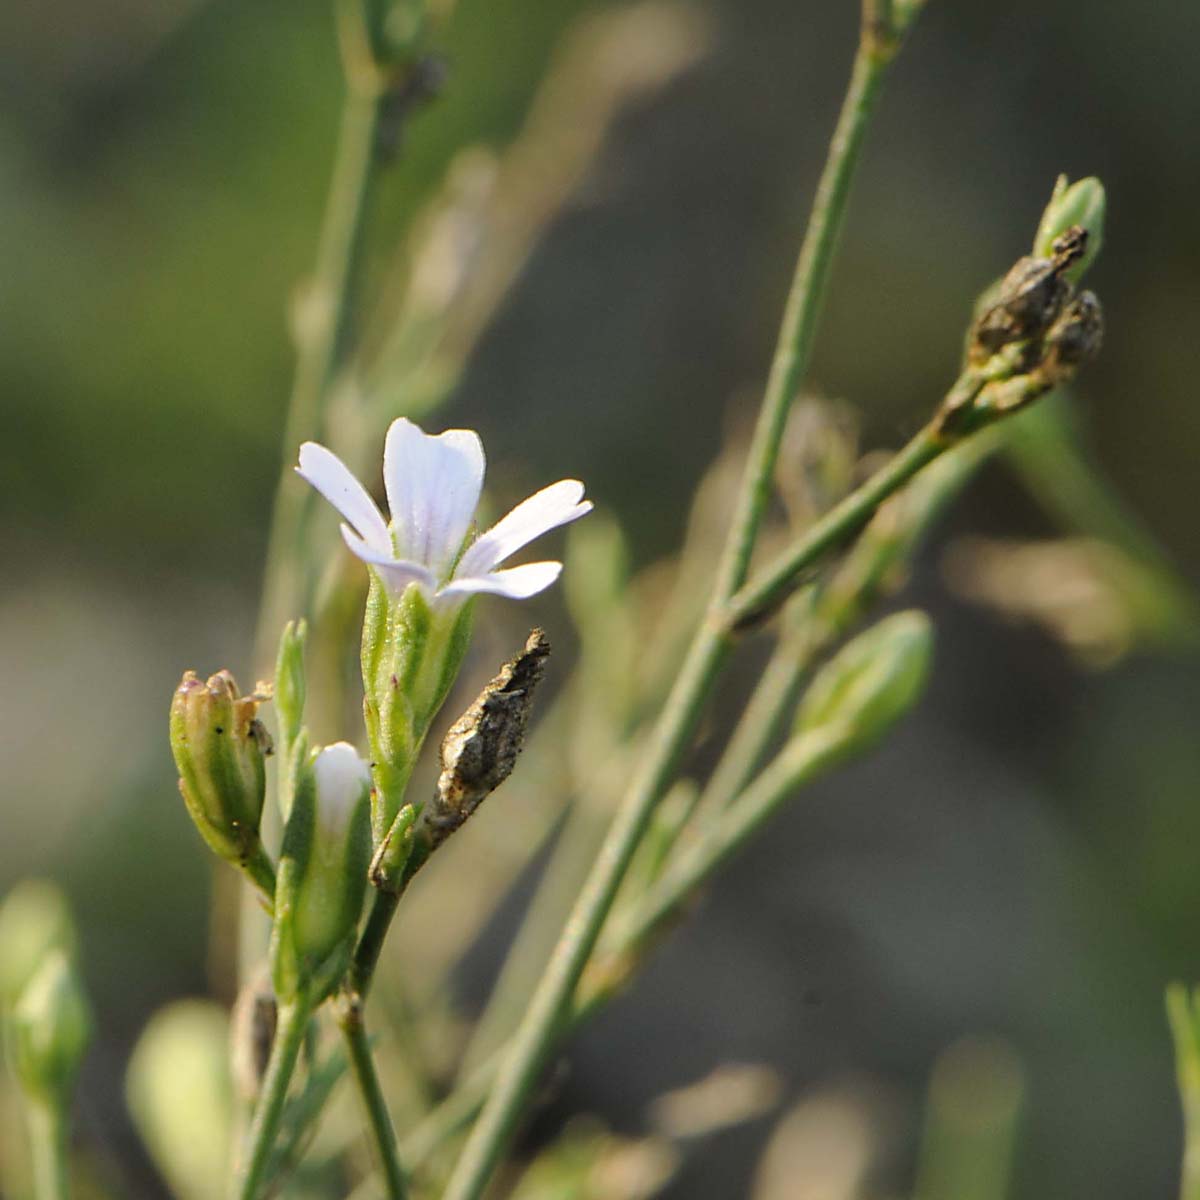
(170, 670), (274, 894)
(1034, 175), (1105, 282)
(1040, 289), (1104, 381)
(361, 578), (474, 844)
(274, 620), (308, 755)
(969, 227), (1086, 367)
(0, 879), (76, 1009)
(796, 611), (933, 755)
(272, 742), (372, 1003)
(9, 949), (92, 1105)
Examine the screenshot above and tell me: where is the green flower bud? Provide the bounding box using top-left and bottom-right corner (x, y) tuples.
(271, 742), (372, 1004)
(1034, 175), (1105, 283)
(9, 950), (92, 1105)
(796, 610), (933, 755)
(126, 1000), (231, 1200)
(170, 669), (275, 895)
(0, 879), (76, 1010)
(274, 620), (308, 757)
(361, 576), (473, 843)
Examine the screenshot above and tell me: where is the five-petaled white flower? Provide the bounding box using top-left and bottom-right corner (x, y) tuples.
(297, 418), (592, 606)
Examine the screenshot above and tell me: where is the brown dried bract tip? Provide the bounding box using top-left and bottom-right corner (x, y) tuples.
(424, 629), (551, 851)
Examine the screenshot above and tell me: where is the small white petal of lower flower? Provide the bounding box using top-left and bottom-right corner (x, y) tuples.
(458, 480), (592, 578)
(383, 418), (485, 577)
(438, 561), (564, 602)
(296, 443), (392, 555)
(311, 742), (372, 836)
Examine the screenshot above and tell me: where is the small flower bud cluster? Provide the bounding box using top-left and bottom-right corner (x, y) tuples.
(937, 176), (1106, 438)
(169, 670), (276, 897)
(169, 633), (372, 1007)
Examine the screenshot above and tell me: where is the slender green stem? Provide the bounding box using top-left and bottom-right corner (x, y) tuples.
(712, 45), (891, 606)
(390, 433), (1002, 1187)
(233, 999), (310, 1200)
(1167, 985), (1200, 1200)
(349, 892), (403, 1000)
(699, 622), (814, 813)
(440, 29), (903, 1200)
(602, 729), (847, 964)
(254, 85), (383, 674)
(724, 425), (943, 629)
(340, 1004), (408, 1199)
(242, 846), (278, 906)
(26, 1099), (68, 1200)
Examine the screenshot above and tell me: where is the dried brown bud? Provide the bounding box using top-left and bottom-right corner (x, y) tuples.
(1040, 289), (1104, 380)
(421, 629), (551, 854)
(969, 227), (1088, 366)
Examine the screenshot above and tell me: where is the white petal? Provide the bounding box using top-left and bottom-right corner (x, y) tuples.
(340, 526), (437, 596)
(438, 561), (563, 601)
(383, 418), (485, 576)
(296, 442), (391, 554)
(458, 480), (592, 577)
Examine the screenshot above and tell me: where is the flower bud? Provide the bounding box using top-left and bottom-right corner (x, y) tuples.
(9, 949), (92, 1105)
(361, 577), (473, 844)
(170, 670), (275, 894)
(271, 743), (372, 1003)
(126, 1000), (231, 1200)
(0, 878), (76, 1010)
(1034, 175), (1105, 282)
(274, 620), (308, 756)
(795, 610), (933, 756)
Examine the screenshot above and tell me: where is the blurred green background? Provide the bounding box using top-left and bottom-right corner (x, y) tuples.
(2, 0), (1199, 1196)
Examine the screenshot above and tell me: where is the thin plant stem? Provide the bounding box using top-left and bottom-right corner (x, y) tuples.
(598, 729), (848, 965)
(440, 26), (907, 1200)
(238, 9), (389, 989)
(26, 1099), (68, 1200)
(339, 1006), (408, 1199)
(233, 999), (311, 1200)
(1167, 985), (1200, 1200)
(254, 86), (383, 676)
(699, 618), (815, 812)
(724, 425), (943, 630)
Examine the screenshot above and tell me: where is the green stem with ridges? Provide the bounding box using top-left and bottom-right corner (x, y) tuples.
(339, 1003), (408, 1199)
(233, 999), (311, 1200)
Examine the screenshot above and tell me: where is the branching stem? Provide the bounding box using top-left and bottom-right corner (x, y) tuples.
(440, 22), (908, 1200)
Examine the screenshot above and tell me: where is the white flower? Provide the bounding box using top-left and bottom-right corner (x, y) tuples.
(297, 418), (592, 606)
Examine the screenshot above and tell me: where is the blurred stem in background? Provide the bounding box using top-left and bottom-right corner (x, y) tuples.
(1166, 985), (1200, 1200)
(440, 6), (924, 1196)
(911, 1038), (1024, 1200)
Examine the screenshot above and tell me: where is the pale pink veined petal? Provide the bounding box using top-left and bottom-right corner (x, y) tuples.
(296, 442), (391, 554)
(437, 561), (563, 602)
(457, 480), (591, 578)
(383, 418), (485, 576)
(340, 525), (437, 596)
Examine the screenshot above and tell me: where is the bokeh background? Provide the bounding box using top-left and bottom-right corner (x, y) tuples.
(2, 0), (1199, 1196)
